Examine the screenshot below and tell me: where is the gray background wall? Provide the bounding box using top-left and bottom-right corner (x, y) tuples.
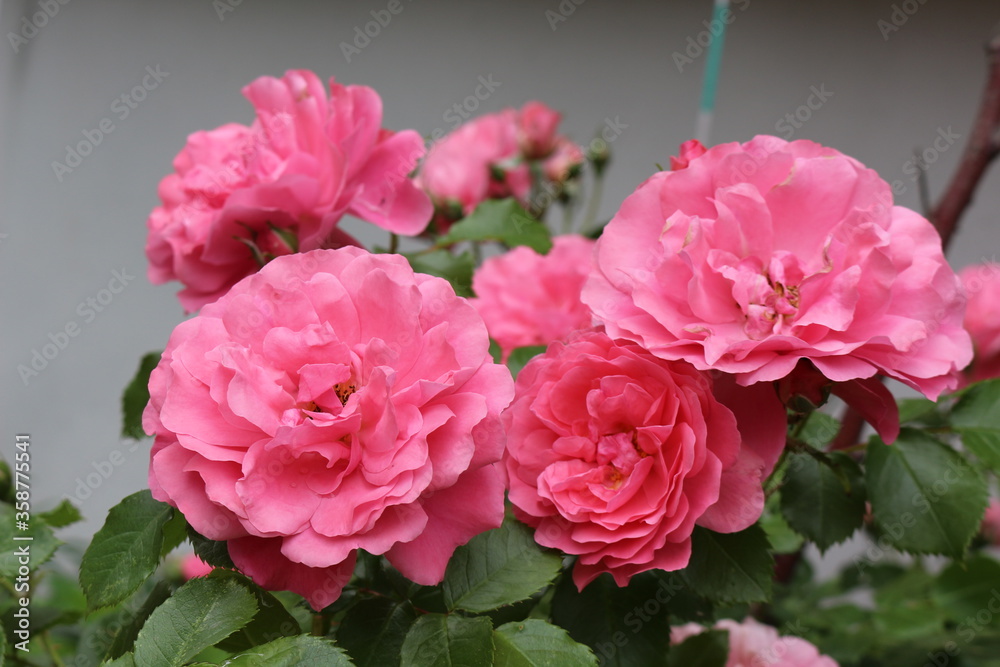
(2, 0), (999, 552)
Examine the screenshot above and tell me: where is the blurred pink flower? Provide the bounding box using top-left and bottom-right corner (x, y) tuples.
(471, 235), (596, 359)
(145, 247), (513, 610)
(517, 101), (562, 159)
(672, 618), (838, 667)
(543, 138), (586, 184)
(146, 69), (432, 312)
(981, 499), (1000, 544)
(180, 554), (214, 580)
(503, 330), (785, 589)
(584, 136), (972, 442)
(960, 262), (1000, 384)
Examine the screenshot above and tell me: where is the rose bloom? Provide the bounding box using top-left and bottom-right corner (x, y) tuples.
(180, 554), (214, 581)
(471, 235), (596, 359)
(503, 330), (785, 589)
(543, 138), (586, 184)
(584, 136), (971, 441)
(959, 263), (1000, 384)
(146, 69), (432, 312)
(145, 247), (514, 610)
(672, 618), (838, 667)
(517, 101), (563, 159)
(981, 499), (1000, 544)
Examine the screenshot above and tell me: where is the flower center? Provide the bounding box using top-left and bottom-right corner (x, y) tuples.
(334, 382), (357, 406)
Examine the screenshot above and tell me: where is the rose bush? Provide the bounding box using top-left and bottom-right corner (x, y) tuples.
(146, 69), (432, 312)
(144, 247), (513, 609)
(470, 234), (596, 359)
(503, 330), (785, 589)
(584, 136), (972, 440)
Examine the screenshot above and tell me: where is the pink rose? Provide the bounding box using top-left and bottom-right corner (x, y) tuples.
(672, 618), (838, 667)
(669, 138), (708, 170)
(417, 109), (530, 221)
(517, 101), (562, 159)
(471, 235), (596, 359)
(180, 554), (214, 581)
(503, 330), (785, 589)
(146, 69), (432, 312)
(144, 247), (514, 610)
(981, 499), (1000, 544)
(960, 263), (1000, 384)
(584, 136), (972, 440)
(543, 138), (586, 184)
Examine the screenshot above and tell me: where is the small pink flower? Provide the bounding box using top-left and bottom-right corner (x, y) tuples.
(584, 136), (972, 441)
(146, 69), (432, 312)
(981, 499), (1000, 544)
(672, 618), (838, 667)
(180, 554), (214, 580)
(960, 263), (1000, 384)
(471, 235), (596, 359)
(503, 330), (785, 590)
(543, 138), (586, 184)
(145, 247), (514, 610)
(669, 139), (708, 170)
(517, 101), (562, 159)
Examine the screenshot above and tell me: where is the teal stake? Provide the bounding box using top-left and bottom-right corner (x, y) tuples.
(695, 0), (731, 145)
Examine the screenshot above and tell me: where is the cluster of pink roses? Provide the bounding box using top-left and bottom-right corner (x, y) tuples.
(142, 72), (975, 659)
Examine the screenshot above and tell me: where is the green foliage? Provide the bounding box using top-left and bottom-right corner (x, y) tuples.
(0, 504), (61, 577)
(505, 345), (548, 380)
(337, 597), (417, 666)
(438, 199), (553, 254)
(681, 525), (773, 604)
(493, 620), (597, 666)
(121, 351), (161, 440)
(400, 614), (494, 667)
(951, 378), (1000, 472)
(781, 451), (867, 551)
(666, 629), (728, 667)
(402, 249), (476, 297)
(223, 636), (352, 666)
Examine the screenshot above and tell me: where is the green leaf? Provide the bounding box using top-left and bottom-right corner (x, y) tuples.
(208, 570), (301, 653)
(932, 555), (1000, 622)
(866, 429), (987, 557)
(760, 495), (804, 555)
(102, 654), (136, 667)
(796, 412), (842, 449)
(188, 526), (236, 570)
(780, 451), (867, 551)
(506, 345), (547, 380)
(681, 525), (773, 604)
(121, 352), (161, 440)
(494, 620), (597, 666)
(443, 517), (562, 612)
(898, 397), (946, 426)
(403, 249), (476, 297)
(438, 199), (553, 254)
(223, 635), (353, 666)
(551, 572), (670, 667)
(80, 490), (174, 610)
(0, 504), (61, 577)
(159, 510), (187, 559)
(38, 498), (83, 528)
(400, 613), (494, 667)
(132, 576), (258, 667)
(951, 379), (1000, 471)
(104, 581), (173, 660)
(337, 597), (417, 667)
(666, 629), (729, 667)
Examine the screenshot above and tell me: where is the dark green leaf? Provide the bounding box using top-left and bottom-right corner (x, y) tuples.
(443, 517), (562, 612)
(188, 526), (236, 570)
(209, 570), (301, 652)
(866, 429), (987, 557)
(781, 451), (867, 551)
(493, 619), (597, 666)
(337, 597), (417, 667)
(438, 199), (552, 253)
(796, 412), (842, 449)
(0, 504), (61, 577)
(103, 654), (136, 667)
(681, 525), (773, 604)
(403, 249), (475, 297)
(38, 498), (83, 528)
(132, 576), (258, 666)
(666, 629), (729, 667)
(506, 346), (547, 380)
(951, 379), (1000, 471)
(898, 397), (946, 426)
(80, 491), (174, 610)
(551, 572), (670, 667)
(760, 495), (804, 555)
(104, 581), (173, 661)
(121, 352), (161, 440)
(223, 635), (353, 666)
(400, 613), (494, 667)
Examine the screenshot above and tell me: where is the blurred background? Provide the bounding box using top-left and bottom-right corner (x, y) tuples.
(2, 0), (998, 560)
